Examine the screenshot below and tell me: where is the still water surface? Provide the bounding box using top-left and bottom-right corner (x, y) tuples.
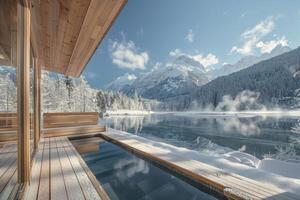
(82, 142), (218, 200)
(102, 113), (300, 160)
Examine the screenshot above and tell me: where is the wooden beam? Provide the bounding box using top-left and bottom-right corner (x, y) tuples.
(29, 0), (127, 77)
(17, 1), (31, 183)
(68, 0), (128, 77)
(33, 58), (41, 149)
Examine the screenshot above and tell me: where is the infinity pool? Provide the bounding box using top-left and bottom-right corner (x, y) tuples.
(81, 141), (219, 200)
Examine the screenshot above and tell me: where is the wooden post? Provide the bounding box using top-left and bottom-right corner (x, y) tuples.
(17, 0), (31, 183)
(33, 58), (41, 149)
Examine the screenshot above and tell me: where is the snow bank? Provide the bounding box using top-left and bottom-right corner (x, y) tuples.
(108, 129), (300, 195)
(106, 110), (153, 116)
(258, 158), (300, 179)
(223, 151), (260, 168)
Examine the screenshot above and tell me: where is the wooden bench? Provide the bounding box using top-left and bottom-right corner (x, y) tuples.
(0, 131), (17, 142)
(0, 113), (34, 142)
(0, 112), (17, 141)
(43, 125), (106, 138)
(43, 112), (99, 128)
(0, 113), (17, 132)
(43, 112), (105, 138)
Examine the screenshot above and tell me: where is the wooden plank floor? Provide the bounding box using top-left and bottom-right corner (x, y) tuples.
(99, 129), (300, 200)
(24, 137), (107, 200)
(0, 142), (18, 200)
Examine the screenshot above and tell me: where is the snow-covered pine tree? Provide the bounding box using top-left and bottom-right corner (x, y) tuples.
(0, 72), (17, 112)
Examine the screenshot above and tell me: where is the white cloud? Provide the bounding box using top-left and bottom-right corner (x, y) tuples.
(193, 54), (219, 68)
(110, 40), (149, 70)
(185, 29), (195, 43)
(169, 49), (182, 57)
(169, 49), (219, 69)
(256, 36), (289, 54)
(231, 17), (275, 55)
(153, 62), (162, 70)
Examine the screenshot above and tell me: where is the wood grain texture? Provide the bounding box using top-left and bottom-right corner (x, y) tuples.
(34, 58), (41, 149)
(0, 113), (17, 131)
(17, 3), (31, 183)
(0, 143), (18, 199)
(22, 137), (104, 200)
(43, 125), (105, 138)
(30, 0), (127, 77)
(43, 112), (99, 128)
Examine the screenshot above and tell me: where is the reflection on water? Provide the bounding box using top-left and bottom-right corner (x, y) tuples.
(216, 116), (261, 136)
(114, 158), (150, 182)
(82, 142), (218, 200)
(102, 114), (300, 160)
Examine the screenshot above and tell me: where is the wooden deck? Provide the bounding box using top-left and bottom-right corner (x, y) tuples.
(23, 137), (108, 200)
(98, 129), (300, 200)
(1, 125), (300, 200)
(0, 142), (19, 199)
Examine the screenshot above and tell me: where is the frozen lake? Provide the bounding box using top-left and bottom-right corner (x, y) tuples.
(102, 113), (300, 161)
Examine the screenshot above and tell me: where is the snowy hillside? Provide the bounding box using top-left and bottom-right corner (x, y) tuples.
(131, 55), (209, 100)
(189, 46), (300, 110)
(105, 73), (137, 91)
(0, 68), (153, 113)
(108, 55), (210, 100)
(209, 44), (291, 78)
(106, 45), (290, 102)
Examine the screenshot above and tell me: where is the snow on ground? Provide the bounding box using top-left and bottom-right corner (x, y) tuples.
(109, 129), (300, 195)
(106, 110), (153, 116)
(223, 151), (260, 168)
(258, 159), (300, 179)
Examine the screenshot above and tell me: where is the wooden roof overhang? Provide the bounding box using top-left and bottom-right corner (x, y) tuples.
(30, 0), (127, 77)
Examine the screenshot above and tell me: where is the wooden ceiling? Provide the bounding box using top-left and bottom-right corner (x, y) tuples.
(30, 0), (127, 77)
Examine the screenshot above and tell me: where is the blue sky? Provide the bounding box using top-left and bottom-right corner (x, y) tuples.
(83, 0), (300, 88)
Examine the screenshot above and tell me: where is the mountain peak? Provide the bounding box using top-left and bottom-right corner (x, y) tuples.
(105, 73), (137, 91)
(209, 45), (293, 79)
(269, 44), (291, 56)
(174, 55), (206, 72)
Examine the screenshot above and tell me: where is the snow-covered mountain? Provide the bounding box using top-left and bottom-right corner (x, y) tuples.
(108, 55), (210, 100)
(188, 46), (300, 110)
(209, 44), (291, 78)
(105, 73), (137, 91)
(106, 44), (291, 101)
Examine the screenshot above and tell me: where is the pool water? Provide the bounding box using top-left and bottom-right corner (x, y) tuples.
(82, 141), (219, 200)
